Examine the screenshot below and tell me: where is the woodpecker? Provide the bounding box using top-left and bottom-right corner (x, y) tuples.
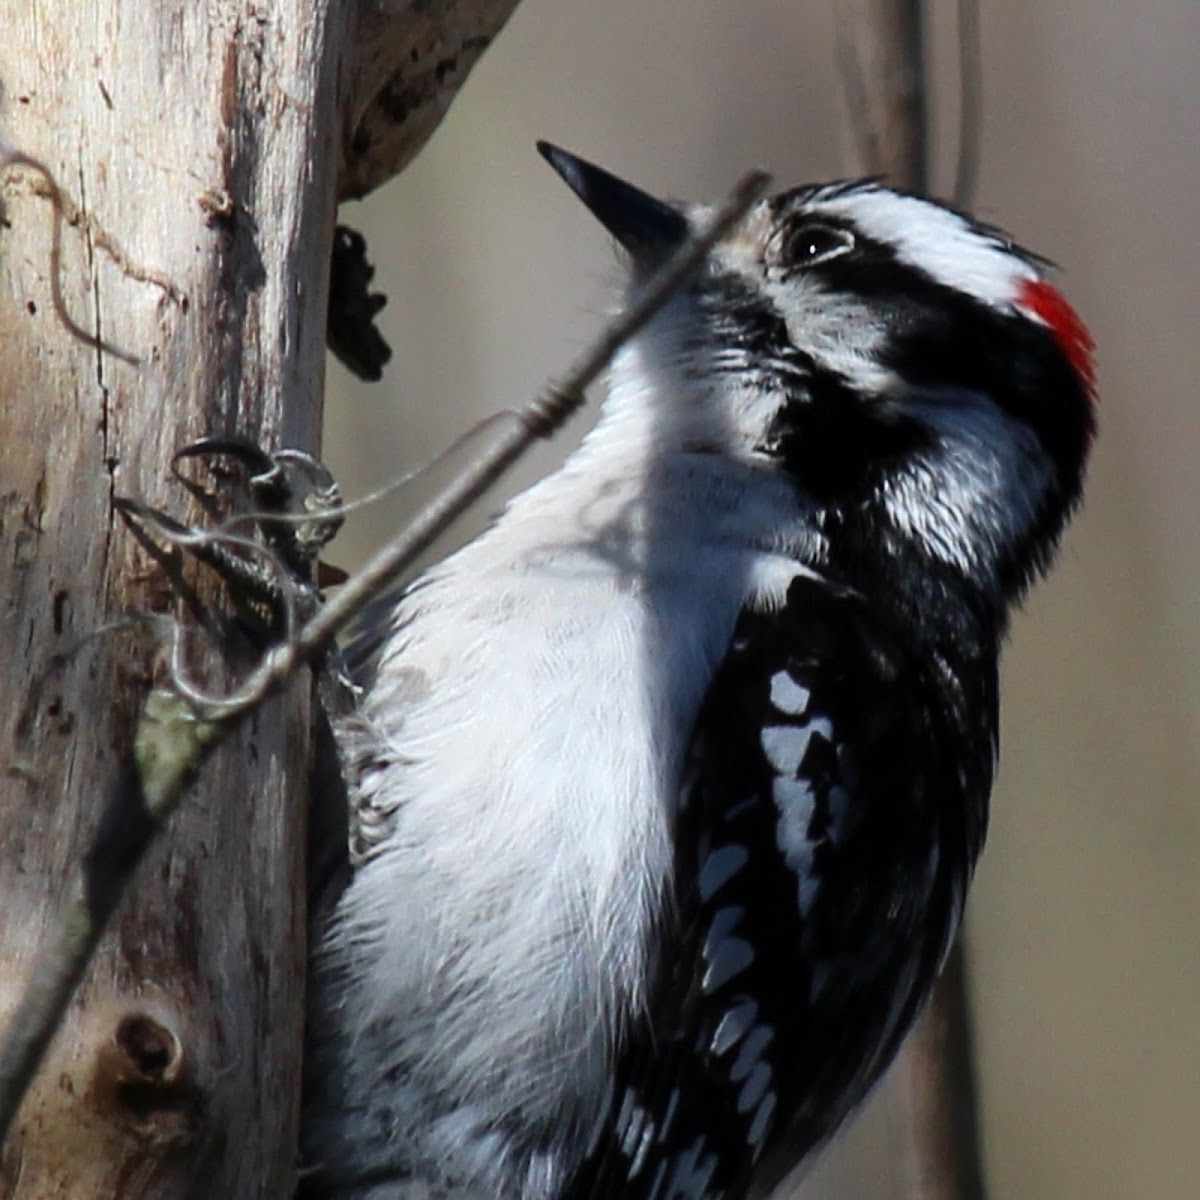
(300, 144), (1095, 1200)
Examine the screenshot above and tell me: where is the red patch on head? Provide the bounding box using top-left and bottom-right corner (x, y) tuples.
(1017, 277), (1097, 402)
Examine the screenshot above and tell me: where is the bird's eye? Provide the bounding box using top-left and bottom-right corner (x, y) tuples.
(780, 221), (855, 268)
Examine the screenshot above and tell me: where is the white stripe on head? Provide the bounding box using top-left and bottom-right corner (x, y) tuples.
(805, 184), (1040, 312)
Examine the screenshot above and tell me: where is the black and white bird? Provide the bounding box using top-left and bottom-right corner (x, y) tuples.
(300, 144), (1095, 1200)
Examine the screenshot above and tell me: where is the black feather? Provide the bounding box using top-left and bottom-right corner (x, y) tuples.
(564, 571), (996, 1200)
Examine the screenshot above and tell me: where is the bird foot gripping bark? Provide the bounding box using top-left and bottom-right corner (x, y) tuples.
(117, 435), (346, 637)
(115, 436), (357, 909)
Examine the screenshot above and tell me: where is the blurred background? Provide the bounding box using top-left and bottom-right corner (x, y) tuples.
(324, 3), (1200, 1197)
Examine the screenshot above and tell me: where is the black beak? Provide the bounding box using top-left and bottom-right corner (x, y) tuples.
(537, 142), (688, 266)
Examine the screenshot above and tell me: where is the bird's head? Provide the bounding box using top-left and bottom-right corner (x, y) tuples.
(539, 143), (1095, 604)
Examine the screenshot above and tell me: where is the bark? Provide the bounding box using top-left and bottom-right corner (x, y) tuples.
(0, 2), (348, 1195)
(0, 1), (525, 1191)
(339, 1), (523, 200)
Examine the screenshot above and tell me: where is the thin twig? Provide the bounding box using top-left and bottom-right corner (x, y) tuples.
(835, 4), (990, 1198)
(890, 942), (988, 1200)
(952, 0), (982, 207)
(834, 0), (929, 190)
(0, 165), (770, 1146)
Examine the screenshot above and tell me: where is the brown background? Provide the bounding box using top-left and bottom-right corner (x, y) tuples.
(324, 3), (1200, 1197)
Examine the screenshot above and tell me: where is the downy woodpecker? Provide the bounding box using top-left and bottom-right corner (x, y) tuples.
(301, 144), (1095, 1199)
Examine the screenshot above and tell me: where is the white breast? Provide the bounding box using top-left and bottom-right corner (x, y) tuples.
(314, 382), (821, 1194)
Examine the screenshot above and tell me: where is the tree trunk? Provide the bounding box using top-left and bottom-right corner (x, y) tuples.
(0, 2), (349, 1194)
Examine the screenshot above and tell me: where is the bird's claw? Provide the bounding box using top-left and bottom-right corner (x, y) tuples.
(118, 438), (346, 637)
(172, 436), (345, 587)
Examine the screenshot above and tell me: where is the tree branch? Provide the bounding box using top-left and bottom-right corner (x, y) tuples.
(835, 5), (989, 1199)
(835, 0), (929, 190)
(890, 942), (989, 1200)
(952, 0), (982, 207)
(340, 0), (525, 200)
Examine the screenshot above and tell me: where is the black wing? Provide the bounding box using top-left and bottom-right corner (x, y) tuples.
(564, 572), (996, 1200)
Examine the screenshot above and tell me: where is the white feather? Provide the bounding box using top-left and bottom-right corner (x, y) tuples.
(312, 326), (823, 1196)
(807, 183), (1039, 311)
